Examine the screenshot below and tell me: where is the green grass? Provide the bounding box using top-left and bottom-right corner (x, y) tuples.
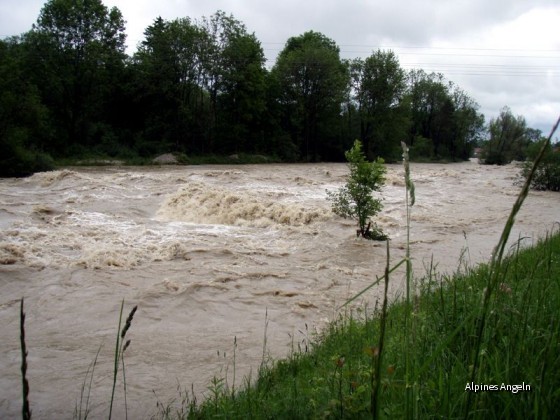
(157, 230), (559, 419)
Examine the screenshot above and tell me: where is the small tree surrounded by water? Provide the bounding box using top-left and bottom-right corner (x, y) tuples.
(327, 140), (387, 240)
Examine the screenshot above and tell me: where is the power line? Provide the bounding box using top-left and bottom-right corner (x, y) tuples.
(5, 31), (558, 78)
(259, 42), (560, 78)
(336, 44), (560, 53)
(262, 48), (560, 60)
(261, 42), (560, 56)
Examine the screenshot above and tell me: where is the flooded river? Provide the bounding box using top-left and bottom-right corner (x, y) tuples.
(0, 161), (557, 418)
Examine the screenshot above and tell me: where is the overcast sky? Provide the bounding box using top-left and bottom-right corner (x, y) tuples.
(2, 0), (559, 135)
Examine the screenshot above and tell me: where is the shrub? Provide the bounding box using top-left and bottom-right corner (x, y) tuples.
(327, 139), (387, 239)
(521, 140), (560, 191)
(0, 132), (54, 177)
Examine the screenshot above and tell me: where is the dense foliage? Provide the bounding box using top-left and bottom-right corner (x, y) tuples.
(0, 37), (54, 176)
(1, 0), (545, 177)
(477, 107), (560, 192)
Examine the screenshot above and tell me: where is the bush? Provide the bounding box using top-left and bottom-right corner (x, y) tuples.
(0, 129), (54, 177)
(521, 140), (560, 191)
(327, 139), (387, 240)
(480, 107), (531, 165)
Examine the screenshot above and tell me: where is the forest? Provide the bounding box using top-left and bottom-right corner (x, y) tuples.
(0, 0), (548, 177)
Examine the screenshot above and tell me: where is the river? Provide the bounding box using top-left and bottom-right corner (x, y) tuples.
(0, 161), (557, 418)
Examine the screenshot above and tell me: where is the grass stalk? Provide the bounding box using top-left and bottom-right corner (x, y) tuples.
(20, 298), (31, 420)
(108, 300), (124, 420)
(121, 339), (131, 420)
(372, 239), (391, 418)
(340, 258), (407, 309)
(109, 301), (137, 420)
(232, 336), (237, 398)
(401, 141), (416, 418)
(261, 308), (269, 371)
(76, 344), (102, 420)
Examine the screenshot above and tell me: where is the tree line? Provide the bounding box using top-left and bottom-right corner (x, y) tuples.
(0, 0), (547, 177)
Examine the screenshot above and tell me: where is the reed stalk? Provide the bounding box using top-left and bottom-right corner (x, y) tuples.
(108, 300), (124, 420)
(121, 339), (131, 420)
(232, 336), (237, 397)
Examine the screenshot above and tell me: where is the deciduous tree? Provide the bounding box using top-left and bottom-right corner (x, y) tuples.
(271, 31), (348, 161)
(28, 0), (126, 153)
(407, 70), (483, 161)
(0, 37), (54, 176)
(352, 50), (409, 161)
(481, 106), (530, 165)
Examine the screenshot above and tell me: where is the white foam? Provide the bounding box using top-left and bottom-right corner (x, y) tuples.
(157, 182), (331, 228)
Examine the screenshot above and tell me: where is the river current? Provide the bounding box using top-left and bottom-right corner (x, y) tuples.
(0, 161), (557, 418)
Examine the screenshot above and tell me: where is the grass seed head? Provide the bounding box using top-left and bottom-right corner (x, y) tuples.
(123, 339), (131, 353)
(121, 305), (138, 338)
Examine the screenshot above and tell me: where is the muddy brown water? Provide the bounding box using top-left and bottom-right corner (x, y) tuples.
(0, 162), (558, 418)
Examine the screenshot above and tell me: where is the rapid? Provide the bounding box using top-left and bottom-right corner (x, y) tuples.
(0, 161), (557, 418)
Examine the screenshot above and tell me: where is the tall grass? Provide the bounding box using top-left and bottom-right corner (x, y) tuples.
(401, 141), (416, 418)
(371, 240), (391, 418)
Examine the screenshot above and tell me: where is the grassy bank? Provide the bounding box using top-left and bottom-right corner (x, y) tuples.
(155, 230), (559, 419)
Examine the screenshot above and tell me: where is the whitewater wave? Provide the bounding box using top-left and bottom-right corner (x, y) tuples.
(157, 182), (331, 227)
(27, 169), (83, 187)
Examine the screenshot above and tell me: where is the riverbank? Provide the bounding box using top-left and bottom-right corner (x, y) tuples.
(52, 152), (282, 168)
